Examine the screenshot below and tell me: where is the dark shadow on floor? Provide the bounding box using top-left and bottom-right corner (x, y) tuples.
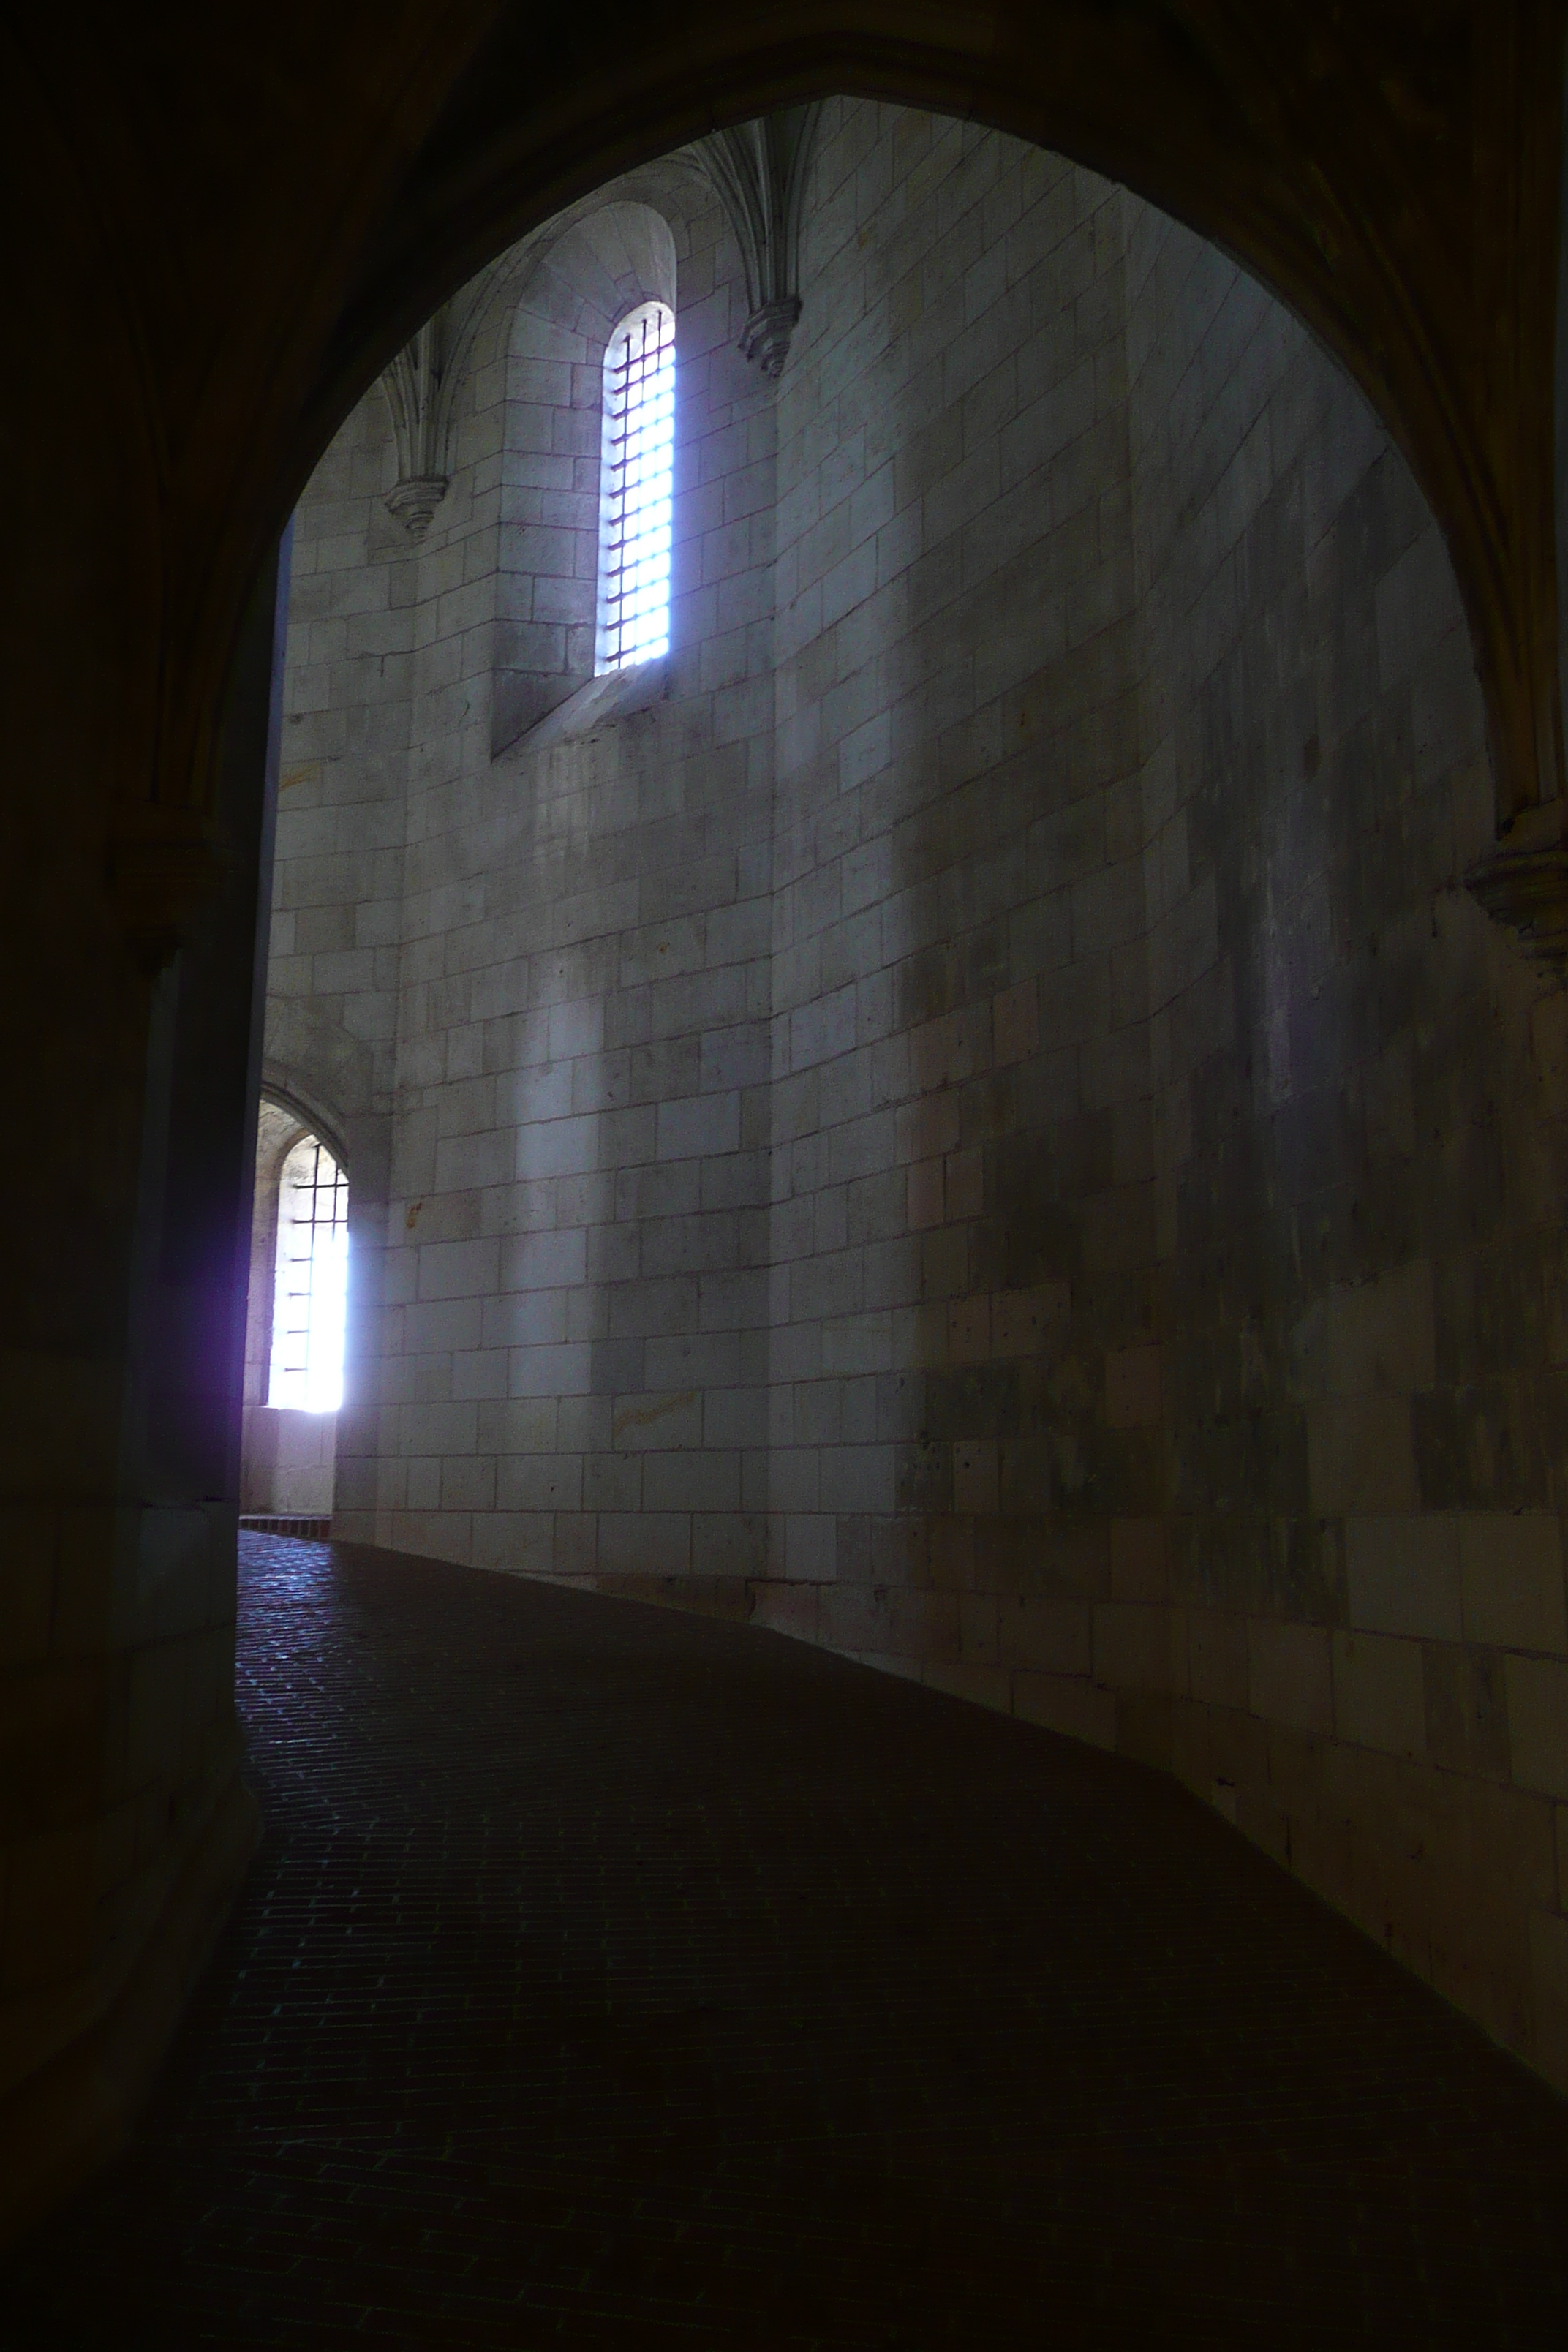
(4, 1533), (1567, 2348)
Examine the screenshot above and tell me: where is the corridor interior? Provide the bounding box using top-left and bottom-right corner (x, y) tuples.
(7, 69), (1568, 2342)
(244, 97), (1568, 2111)
(4, 1531), (1567, 2345)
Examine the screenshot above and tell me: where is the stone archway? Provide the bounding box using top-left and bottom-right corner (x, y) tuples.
(4, 0), (1567, 2253)
(11, 8), (1558, 931)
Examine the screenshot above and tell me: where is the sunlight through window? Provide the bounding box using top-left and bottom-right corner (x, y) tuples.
(268, 1135), (349, 1411)
(595, 300), (675, 673)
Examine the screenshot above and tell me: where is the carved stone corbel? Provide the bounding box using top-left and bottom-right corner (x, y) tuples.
(378, 314), (453, 538)
(1466, 851), (1568, 967)
(698, 105), (822, 380)
(739, 298), (802, 379)
(1465, 806), (1568, 970)
(384, 474), (450, 538)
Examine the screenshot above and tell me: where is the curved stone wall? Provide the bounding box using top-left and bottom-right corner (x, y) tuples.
(264, 101), (1568, 2091)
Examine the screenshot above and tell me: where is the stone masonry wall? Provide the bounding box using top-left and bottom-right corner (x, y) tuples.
(1115, 202), (1568, 2074)
(271, 159), (783, 1578)
(265, 382), (412, 1524)
(755, 108), (1151, 1695)
(261, 102), (1568, 2091)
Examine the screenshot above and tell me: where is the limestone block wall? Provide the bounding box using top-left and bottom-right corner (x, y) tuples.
(265, 385), (413, 1524)
(1115, 203), (1568, 2075)
(261, 102), (1568, 2091)
(380, 676), (775, 1577)
(756, 107), (1150, 1684)
(268, 393), (410, 1120)
(285, 162), (785, 1575)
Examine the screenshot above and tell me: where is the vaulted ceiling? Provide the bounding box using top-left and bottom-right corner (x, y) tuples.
(5, 2), (1561, 935)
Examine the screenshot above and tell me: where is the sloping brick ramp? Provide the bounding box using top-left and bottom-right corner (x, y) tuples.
(5, 1534), (1568, 2347)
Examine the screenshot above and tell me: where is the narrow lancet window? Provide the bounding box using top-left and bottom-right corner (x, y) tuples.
(268, 1134), (349, 1411)
(595, 300), (675, 673)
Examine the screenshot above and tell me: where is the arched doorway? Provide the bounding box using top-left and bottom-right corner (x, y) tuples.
(4, 5), (1567, 2255)
(239, 1103), (350, 1535)
(249, 88), (1568, 2121)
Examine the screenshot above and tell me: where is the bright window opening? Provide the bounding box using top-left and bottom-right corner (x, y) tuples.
(595, 300), (675, 674)
(268, 1135), (349, 1411)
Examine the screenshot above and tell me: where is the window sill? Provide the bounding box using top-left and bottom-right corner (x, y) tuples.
(518, 655), (668, 752)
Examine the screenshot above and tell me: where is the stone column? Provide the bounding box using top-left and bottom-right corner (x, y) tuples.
(0, 540), (288, 2249)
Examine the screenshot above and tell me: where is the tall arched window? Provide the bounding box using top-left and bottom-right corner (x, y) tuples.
(595, 300), (675, 674)
(268, 1134), (350, 1411)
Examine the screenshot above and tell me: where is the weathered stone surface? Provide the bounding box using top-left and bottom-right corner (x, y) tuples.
(241, 97), (1568, 2106)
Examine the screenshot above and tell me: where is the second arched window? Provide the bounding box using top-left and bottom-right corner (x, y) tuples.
(268, 1133), (349, 1413)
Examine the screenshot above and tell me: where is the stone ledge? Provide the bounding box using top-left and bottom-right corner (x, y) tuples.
(0, 1766), (259, 2255)
(517, 657), (668, 754)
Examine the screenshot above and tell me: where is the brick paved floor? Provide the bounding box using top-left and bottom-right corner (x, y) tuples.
(6, 1534), (1568, 2348)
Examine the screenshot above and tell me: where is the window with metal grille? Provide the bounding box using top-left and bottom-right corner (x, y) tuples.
(595, 300), (676, 674)
(268, 1135), (349, 1411)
